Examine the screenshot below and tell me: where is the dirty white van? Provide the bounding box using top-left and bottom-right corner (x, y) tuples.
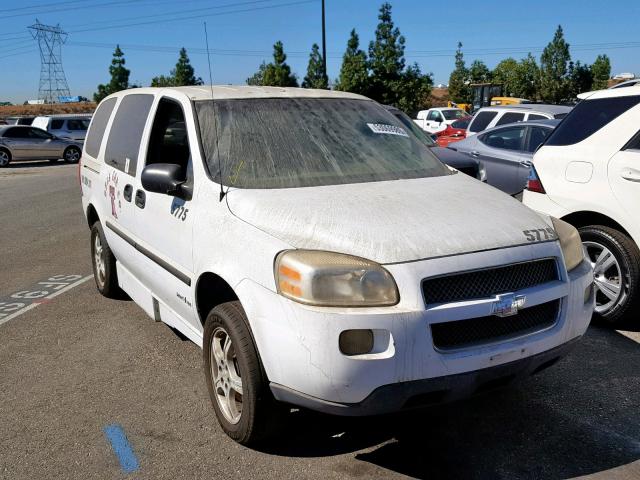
(80, 86), (594, 445)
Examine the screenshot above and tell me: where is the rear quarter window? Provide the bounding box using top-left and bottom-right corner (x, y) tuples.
(468, 111), (498, 133)
(51, 119), (64, 129)
(495, 112), (525, 126)
(546, 95), (640, 146)
(85, 97), (117, 159)
(104, 94), (154, 175)
(528, 114), (547, 121)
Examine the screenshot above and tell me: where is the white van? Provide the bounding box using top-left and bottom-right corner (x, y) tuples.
(466, 105), (572, 136)
(80, 86), (593, 445)
(32, 114), (92, 142)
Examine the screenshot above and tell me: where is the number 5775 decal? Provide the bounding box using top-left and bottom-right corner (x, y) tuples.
(523, 228), (557, 242)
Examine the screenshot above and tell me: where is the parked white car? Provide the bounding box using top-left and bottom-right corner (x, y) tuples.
(524, 86), (640, 325)
(32, 114), (92, 142)
(414, 107), (468, 134)
(466, 105), (572, 137)
(81, 86), (593, 445)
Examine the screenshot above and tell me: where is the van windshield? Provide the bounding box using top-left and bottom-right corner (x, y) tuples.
(195, 98), (449, 189)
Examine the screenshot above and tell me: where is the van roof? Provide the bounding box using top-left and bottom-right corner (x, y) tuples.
(107, 85), (368, 102)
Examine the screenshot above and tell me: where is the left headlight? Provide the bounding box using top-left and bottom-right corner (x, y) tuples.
(551, 217), (584, 272)
(275, 250), (399, 307)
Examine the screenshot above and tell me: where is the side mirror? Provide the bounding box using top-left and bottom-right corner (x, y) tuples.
(141, 163), (185, 196)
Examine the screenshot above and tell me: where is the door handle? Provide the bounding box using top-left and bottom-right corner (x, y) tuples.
(123, 184), (133, 202)
(519, 160), (533, 168)
(470, 151), (480, 157)
(134, 189), (146, 209)
(621, 169), (640, 183)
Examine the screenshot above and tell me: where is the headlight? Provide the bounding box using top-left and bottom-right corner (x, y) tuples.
(551, 217), (584, 272)
(275, 250), (399, 307)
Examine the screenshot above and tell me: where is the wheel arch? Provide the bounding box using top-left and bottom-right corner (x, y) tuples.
(0, 146), (11, 160)
(561, 211), (631, 238)
(86, 203), (99, 229)
(195, 272), (240, 327)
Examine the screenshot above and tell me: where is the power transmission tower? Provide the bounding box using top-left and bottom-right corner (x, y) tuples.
(28, 20), (71, 103)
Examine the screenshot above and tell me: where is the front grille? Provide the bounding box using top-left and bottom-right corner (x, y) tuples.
(431, 300), (560, 350)
(422, 259), (558, 305)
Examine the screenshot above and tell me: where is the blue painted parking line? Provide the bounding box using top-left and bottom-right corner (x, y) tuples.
(103, 424), (140, 474)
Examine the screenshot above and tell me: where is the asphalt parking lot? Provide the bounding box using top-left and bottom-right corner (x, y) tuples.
(1, 162), (640, 479)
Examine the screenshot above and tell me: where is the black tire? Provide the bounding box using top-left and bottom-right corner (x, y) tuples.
(0, 148), (11, 167)
(63, 146), (81, 164)
(90, 221), (122, 298)
(203, 301), (277, 445)
(579, 225), (640, 326)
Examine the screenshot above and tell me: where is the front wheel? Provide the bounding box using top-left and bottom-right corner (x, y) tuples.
(0, 149), (11, 167)
(580, 225), (640, 326)
(203, 301), (277, 445)
(63, 146), (81, 164)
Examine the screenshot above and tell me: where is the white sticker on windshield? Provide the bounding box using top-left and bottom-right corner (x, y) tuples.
(367, 123), (409, 137)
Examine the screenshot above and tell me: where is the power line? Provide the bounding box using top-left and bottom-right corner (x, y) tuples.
(69, 0), (317, 34)
(0, 0), (151, 19)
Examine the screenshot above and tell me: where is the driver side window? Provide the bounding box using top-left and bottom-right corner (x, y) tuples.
(146, 98), (192, 183)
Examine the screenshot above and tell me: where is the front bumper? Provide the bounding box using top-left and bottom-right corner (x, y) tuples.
(270, 336), (580, 416)
(237, 242), (594, 411)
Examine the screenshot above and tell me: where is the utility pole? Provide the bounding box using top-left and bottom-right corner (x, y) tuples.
(321, 0), (327, 84)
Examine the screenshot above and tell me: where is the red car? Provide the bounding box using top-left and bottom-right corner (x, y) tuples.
(436, 116), (472, 147)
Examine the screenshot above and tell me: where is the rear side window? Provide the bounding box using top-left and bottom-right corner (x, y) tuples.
(553, 113), (569, 119)
(495, 112), (525, 126)
(105, 94), (154, 175)
(85, 97), (117, 159)
(468, 111), (498, 133)
(51, 119), (64, 129)
(67, 119), (90, 131)
(526, 126), (552, 152)
(528, 114), (547, 121)
(546, 95), (640, 146)
(4, 128), (29, 138)
(480, 126), (525, 150)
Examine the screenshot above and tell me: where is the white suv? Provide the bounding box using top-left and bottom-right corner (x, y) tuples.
(80, 86), (593, 445)
(524, 86), (640, 325)
(32, 114), (92, 142)
(467, 105), (572, 137)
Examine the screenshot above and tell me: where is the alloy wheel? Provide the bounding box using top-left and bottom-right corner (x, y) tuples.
(210, 326), (243, 424)
(65, 148), (80, 163)
(93, 233), (106, 288)
(0, 151), (9, 166)
(584, 240), (626, 314)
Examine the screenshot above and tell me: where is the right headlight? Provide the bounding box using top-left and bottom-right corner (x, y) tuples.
(275, 250), (399, 307)
(551, 217), (584, 272)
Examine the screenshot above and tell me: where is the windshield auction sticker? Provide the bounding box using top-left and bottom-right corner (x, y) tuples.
(367, 123), (409, 137)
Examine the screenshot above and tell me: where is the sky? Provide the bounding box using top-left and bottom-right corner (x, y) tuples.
(1, 0), (639, 103)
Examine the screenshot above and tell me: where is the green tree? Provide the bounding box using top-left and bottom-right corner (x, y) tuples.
(173, 48), (203, 86)
(151, 48), (202, 87)
(395, 63), (433, 116)
(492, 57), (519, 96)
(567, 60), (593, 97)
(335, 29), (369, 95)
(517, 53), (540, 99)
(94, 45), (131, 103)
(260, 41), (298, 87)
(448, 42), (470, 104)
(246, 61), (267, 86)
(302, 43), (328, 89)
(469, 60), (492, 83)
(151, 75), (175, 87)
(367, 2), (406, 104)
(539, 25), (571, 103)
(591, 54), (611, 90)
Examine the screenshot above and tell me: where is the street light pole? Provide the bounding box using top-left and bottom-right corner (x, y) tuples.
(321, 0), (327, 84)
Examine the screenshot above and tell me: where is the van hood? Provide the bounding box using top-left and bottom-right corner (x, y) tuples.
(225, 174), (552, 264)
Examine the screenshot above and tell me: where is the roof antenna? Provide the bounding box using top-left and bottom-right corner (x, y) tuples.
(204, 22), (225, 202)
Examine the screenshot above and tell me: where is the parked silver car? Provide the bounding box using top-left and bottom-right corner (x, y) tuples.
(447, 119), (560, 195)
(0, 125), (82, 167)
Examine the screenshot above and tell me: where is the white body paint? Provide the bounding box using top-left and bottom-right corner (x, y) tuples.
(81, 86), (593, 409)
(414, 108), (466, 134)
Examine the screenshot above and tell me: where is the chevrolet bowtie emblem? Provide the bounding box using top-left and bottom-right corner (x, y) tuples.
(491, 293), (526, 317)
